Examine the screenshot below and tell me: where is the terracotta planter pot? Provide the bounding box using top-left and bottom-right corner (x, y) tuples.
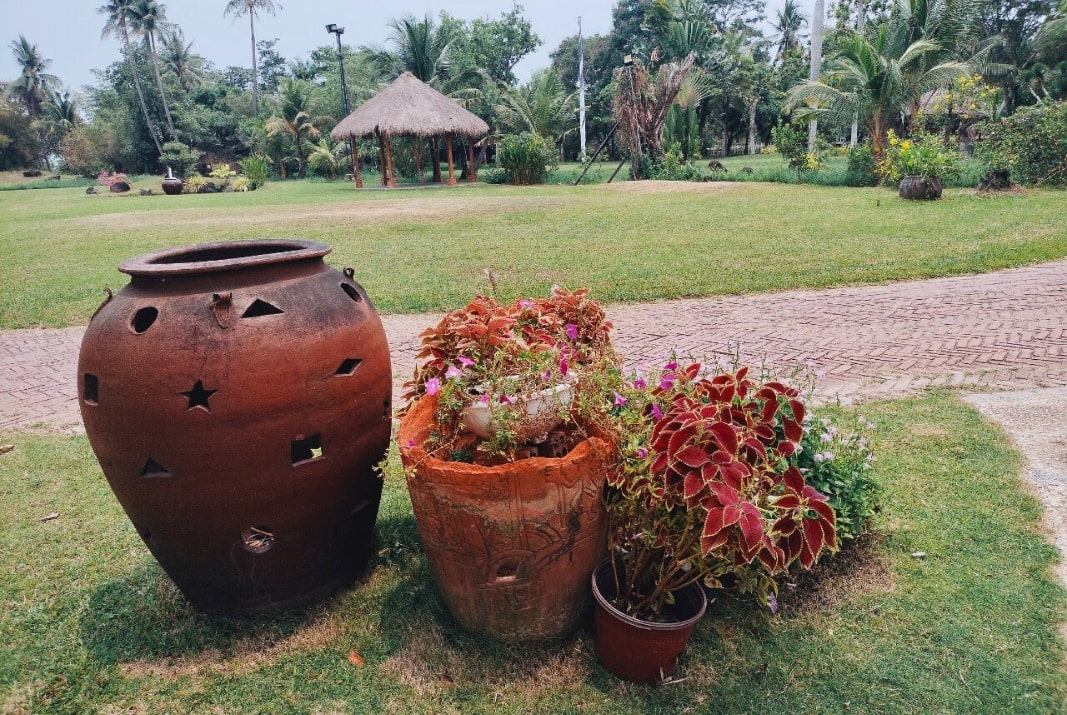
(591, 558), (707, 683)
(78, 239), (392, 614)
(398, 394), (612, 641)
(898, 175), (943, 200)
(161, 177), (183, 195)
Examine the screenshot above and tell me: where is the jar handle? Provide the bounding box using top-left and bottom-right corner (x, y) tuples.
(89, 287), (113, 323)
(343, 266), (355, 279)
(211, 292), (233, 329)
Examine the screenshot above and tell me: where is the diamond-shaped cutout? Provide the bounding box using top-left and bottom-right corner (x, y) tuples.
(291, 434), (324, 466)
(241, 299), (284, 318)
(334, 358), (362, 376)
(139, 457), (172, 478)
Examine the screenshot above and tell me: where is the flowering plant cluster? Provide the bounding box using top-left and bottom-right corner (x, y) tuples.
(879, 130), (961, 182)
(96, 171), (128, 188)
(602, 362), (838, 621)
(403, 288), (617, 458)
(793, 413), (880, 543)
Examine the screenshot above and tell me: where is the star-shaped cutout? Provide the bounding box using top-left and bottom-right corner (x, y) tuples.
(181, 380), (217, 412)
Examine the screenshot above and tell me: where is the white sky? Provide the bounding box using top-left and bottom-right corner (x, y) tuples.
(1, 0), (791, 94)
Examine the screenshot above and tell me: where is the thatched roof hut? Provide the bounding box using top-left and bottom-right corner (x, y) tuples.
(331, 72), (489, 188)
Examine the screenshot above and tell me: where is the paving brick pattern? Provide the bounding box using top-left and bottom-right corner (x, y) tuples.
(2, 259), (1066, 434)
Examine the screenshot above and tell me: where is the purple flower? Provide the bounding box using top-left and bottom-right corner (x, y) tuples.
(663, 360), (678, 371)
(541, 370), (551, 382)
(565, 323), (579, 340)
(767, 594), (778, 615)
(637, 447), (649, 458)
(632, 378), (647, 390)
(458, 356), (475, 367)
(499, 395), (514, 404)
(425, 377), (441, 396)
(407, 440), (416, 448)
(613, 392), (628, 407)
(479, 394), (490, 404)
(659, 374), (676, 391)
(559, 357), (569, 376)
(518, 298), (533, 309)
(651, 403), (664, 421)
(444, 366), (462, 379)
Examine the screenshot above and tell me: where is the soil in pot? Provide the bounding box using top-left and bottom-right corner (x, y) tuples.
(590, 558), (708, 684)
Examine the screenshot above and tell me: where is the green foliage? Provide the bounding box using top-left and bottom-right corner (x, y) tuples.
(651, 146), (706, 181)
(159, 141), (199, 178)
(792, 412), (881, 542)
(238, 153), (270, 189)
(0, 96), (42, 169)
(771, 123), (824, 181)
(975, 101), (1067, 186)
(477, 166), (507, 184)
(846, 143), (879, 186)
(230, 176), (252, 192)
(497, 132), (555, 185)
(878, 130), (961, 182)
(182, 174), (207, 193)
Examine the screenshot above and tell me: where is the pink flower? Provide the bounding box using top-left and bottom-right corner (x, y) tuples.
(444, 366), (462, 379)
(479, 394), (490, 404)
(632, 378), (647, 390)
(499, 395), (514, 404)
(458, 356), (475, 367)
(659, 374), (675, 391)
(559, 357), (569, 376)
(407, 440), (416, 448)
(541, 370), (551, 381)
(565, 323), (579, 340)
(651, 403), (664, 421)
(519, 298), (533, 309)
(663, 361), (678, 371)
(613, 392), (628, 407)
(425, 377), (440, 395)
(637, 447), (649, 458)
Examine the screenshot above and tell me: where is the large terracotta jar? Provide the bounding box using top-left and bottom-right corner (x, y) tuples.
(78, 239), (392, 614)
(398, 393), (611, 642)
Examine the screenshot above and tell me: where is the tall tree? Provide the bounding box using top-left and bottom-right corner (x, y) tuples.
(223, 0), (281, 116)
(160, 28), (206, 90)
(263, 78), (319, 178)
(808, 0), (826, 150)
(773, 0), (809, 60)
(8, 35), (58, 117)
(99, 0), (163, 154)
(130, 0), (176, 140)
(493, 68), (575, 142)
(379, 14), (452, 83)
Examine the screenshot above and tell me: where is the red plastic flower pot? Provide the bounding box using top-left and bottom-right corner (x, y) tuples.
(590, 558), (707, 684)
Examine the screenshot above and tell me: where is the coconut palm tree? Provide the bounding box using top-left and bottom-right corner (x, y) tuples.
(130, 0), (176, 140)
(160, 29), (206, 90)
(224, 0), (281, 116)
(264, 78), (320, 178)
(99, 0), (163, 155)
(772, 0), (808, 61)
(787, 24), (971, 163)
(8, 35), (58, 117)
(381, 14), (452, 83)
(493, 69), (575, 143)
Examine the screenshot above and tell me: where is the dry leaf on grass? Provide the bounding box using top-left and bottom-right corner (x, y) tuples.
(40, 512), (60, 522)
(347, 651), (364, 668)
(0, 444), (14, 455)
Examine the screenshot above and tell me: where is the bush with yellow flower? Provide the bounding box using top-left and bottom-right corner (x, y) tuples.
(878, 130), (962, 183)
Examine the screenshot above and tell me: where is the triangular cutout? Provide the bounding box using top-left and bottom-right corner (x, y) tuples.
(334, 358), (362, 376)
(241, 299), (284, 318)
(139, 457), (172, 478)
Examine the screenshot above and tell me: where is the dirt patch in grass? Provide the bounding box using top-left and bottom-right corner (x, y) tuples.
(117, 607), (343, 681)
(592, 180), (740, 195)
(70, 194), (575, 231)
(775, 535), (895, 614)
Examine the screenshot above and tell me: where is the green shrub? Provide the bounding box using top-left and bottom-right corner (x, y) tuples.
(498, 132), (555, 185)
(651, 147), (706, 181)
(160, 141), (199, 178)
(771, 123), (825, 182)
(230, 176), (252, 192)
(975, 100), (1067, 186)
(878, 130), (961, 183)
(238, 153), (270, 189)
(478, 167), (507, 184)
(790, 412), (881, 543)
(182, 175), (207, 194)
(846, 143), (878, 186)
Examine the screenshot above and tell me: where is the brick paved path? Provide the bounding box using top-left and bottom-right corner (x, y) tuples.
(2, 259), (1066, 434)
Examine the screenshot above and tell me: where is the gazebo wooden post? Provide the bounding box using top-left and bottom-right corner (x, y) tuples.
(431, 137), (442, 183)
(383, 133), (397, 188)
(352, 135), (363, 188)
(415, 136), (425, 183)
(376, 131), (388, 187)
(467, 138), (477, 183)
(446, 133), (456, 186)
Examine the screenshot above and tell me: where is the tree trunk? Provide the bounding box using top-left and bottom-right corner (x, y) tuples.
(377, 132), (387, 186)
(383, 133), (397, 188)
(415, 138), (424, 183)
(431, 137), (442, 182)
(467, 139), (477, 183)
(296, 135), (305, 178)
(747, 99), (757, 155)
(250, 14), (259, 116)
(445, 134), (456, 186)
(353, 144), (363, 188)
(807, 0), (825, 153)
(124, 30), (163, 156)
(148, 33), (176, 140)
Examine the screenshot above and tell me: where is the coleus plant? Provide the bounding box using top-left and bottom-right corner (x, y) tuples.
(605, 364), (837, 621)
(402, 288), (618, 458)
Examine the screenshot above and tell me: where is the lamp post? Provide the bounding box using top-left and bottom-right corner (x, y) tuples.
(326, 23), (356, 178)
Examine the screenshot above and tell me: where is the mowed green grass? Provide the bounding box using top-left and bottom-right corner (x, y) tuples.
(1, 394), (1064, 713)
(0, 180), (1065, 328)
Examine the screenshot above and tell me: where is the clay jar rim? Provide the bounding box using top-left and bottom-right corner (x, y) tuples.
(119, 239), (331, 277)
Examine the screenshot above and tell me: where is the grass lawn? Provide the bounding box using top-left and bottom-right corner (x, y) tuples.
(0, 180), (1065, 328)
(0, 393), (1063, 713)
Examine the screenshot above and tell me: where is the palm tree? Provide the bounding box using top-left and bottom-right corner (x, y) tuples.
(263, 78), (320, 178)
(99, 0), (163, 155)
(224, 0), (281, 116)
(772, 0), (808, 61)
(787, 24), (971, 163)
(9, 35), (58, 117)
(493, 69), (575, 143)
(808, 0), (825, 151)
(130, 0), (176, 140)
(382, 14), (451, 83)
(160, 29), (206, 90)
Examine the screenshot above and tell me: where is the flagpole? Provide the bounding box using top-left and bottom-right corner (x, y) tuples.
(578, 17), (587, 163)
